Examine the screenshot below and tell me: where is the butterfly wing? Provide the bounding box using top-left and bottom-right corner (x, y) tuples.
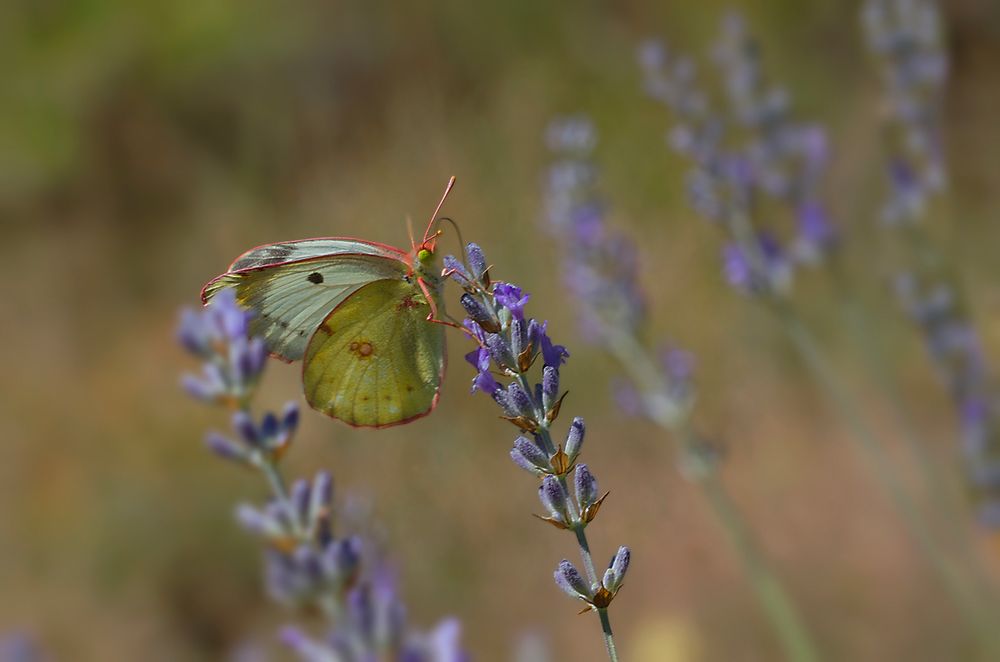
(302, 277), (446, 428)
(202, 239), (409, 362)
(224, 238), (407, 271)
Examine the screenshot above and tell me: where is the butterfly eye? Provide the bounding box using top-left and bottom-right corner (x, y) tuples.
(417, 248), (433, 263)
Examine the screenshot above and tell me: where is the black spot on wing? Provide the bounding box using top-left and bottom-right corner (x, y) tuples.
(307, 272), (324, 284)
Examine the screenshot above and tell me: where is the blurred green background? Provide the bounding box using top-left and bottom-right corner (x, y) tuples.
(3, 0), (1000, 660)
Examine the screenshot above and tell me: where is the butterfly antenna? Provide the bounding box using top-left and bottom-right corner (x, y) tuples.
(437, 216), (467, 260)
(406, 215), (417, 254)
(423, 176), (457, 247)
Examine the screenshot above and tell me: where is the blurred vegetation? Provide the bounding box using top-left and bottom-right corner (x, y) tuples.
(3, 1), (1000, 660)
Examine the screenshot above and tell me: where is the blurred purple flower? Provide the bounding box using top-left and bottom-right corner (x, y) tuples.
(639, 12), (837, 297)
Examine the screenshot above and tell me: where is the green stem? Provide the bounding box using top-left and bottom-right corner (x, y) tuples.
(572, 518), (619, 662)
(699, 465), (821, 662)
(834, 273), (997, 595)
(525, 368), (619, 662)
(598, 608), (620, 662)
(606, 329), (821, 662)
(774, 303), (1000, 653)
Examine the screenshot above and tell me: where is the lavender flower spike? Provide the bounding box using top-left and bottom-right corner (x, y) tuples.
(637, 14), (837, 298)
(178, 295), (465, 659)
(445, 242), (625, 660)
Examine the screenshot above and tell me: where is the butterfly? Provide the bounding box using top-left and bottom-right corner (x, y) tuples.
(202, 178), (457, 428)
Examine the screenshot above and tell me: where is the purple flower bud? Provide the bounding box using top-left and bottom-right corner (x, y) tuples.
(293, 544), (323, 585)
(485, 333), (515, 370)
(264, 549), (299, 603)
(564, 417), (585, 460)
(542, 366), (559, 411)
(510, 318), (527, 358)
(235, 503), (270, 536)
(377, 594), (407, 651)
(204, 431), (248, 463)
(181, 365), (225, 403)
(510, 436), (551, 475)
(177, 308), (210, 357)
(794, 200), (836, 261)
(265, 500), (294, 534)
(211, 289), (251, 340)
(466, 243), (488, 279)
(260, 412), (279, 439)
(323, 536), (362, 582)
(602, 546), (631, 592)
(310, 471), (333, 519)
(230, 338), (262, 388)
(240, 337), (267, 381)
(426, 618), (464, 662)
(443, 254), (473, 287)
(232, 411), (258, 446)
(574, 464), (599, 510)
(539, 476), (570, 524)
(290, 478), (310, 525)
(554, 559), (592, 600)
(460, 293), (494, 329)
(507, 382), (535, 419)
(279, 627), (329, 659)
(350, 585), (375, 636)
(282, 401), (300, 432)
(722, 233), (788, 294)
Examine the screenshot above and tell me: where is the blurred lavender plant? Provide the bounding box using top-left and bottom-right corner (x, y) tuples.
(863, 0), (947, 225)
(0, 634), (47, 662)
(638, 13), (835, 298)
(544, 116), (820, 662)
(863, 0), (1000, 528)
(636, 9), (998, 649)
(443, 243), (628, 662)
(179, 289), (464, 662)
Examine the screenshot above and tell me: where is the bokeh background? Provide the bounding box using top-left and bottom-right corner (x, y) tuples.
(4, 1), (1000, 660)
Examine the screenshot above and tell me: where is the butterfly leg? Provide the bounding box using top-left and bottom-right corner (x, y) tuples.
(418, 277), (465, 331)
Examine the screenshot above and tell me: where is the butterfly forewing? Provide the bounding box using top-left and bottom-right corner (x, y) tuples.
(226, 238), (407, 271)
(203, 251), (407, 362)
(302, 278), (446, 428)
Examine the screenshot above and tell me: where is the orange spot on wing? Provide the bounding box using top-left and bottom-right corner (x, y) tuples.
(348, 339), (375, 358)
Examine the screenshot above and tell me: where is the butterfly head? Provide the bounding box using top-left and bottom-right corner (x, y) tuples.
(413, 232), (442, 283)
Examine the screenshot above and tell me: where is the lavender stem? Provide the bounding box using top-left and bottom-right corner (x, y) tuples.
(775, 303), (1000, 653)
(598, 608), (619, 662)
(606, 328), (821, 662)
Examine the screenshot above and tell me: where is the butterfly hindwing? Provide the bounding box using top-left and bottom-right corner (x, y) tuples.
(203, 252), (407, 362)
(302, 277), (446, 428)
